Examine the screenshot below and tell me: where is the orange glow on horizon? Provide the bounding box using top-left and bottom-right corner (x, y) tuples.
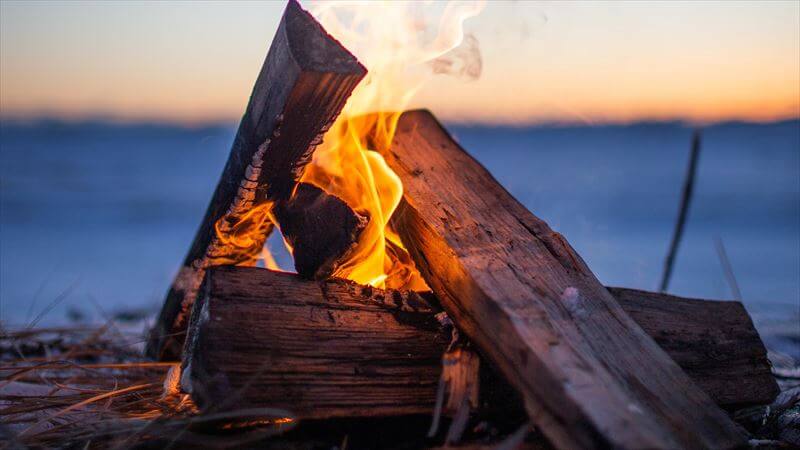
(0, 1), (798, 126)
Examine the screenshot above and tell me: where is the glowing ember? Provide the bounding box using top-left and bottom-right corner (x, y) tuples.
(220, 417), (295, 430)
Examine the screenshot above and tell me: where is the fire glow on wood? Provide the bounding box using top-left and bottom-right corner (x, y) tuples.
(139, 1), (781, 448)
(5, 1), (793, 448)
(213, 1), (484, 290)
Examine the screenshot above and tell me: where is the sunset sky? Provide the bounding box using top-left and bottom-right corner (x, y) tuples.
(1, 0), (798, 125)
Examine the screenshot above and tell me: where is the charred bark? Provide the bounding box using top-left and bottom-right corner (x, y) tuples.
(273, 183), (368, 279)
(147, 0), (366, 360)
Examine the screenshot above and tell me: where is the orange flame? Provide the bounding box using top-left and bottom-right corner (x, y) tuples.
(301, 112), (417, 289)
(213, 202), (274, 257)
(213, 1), (483, 288)
(212, 201), (283, 271)
(301, 1), (484, 290)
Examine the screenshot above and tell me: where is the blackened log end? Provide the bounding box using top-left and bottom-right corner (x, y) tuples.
(275, 183), (367, 279)
(283, 0), (367, 76)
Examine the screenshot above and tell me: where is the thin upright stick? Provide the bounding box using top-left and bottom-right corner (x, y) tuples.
(714, 237), (743, 301)
(659, 130), (702, 292)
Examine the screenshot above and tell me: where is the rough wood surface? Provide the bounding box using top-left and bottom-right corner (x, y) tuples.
(180, 266), (775, 422)
(609, 287), (778, 408)
(181, 266), (447, 418)
(147, 0), (366, 360)
(383, 110), (745, 449)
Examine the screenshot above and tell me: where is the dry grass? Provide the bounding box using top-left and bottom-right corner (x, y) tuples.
(0, 324), (295, 449)
(2, 318), (797, 449)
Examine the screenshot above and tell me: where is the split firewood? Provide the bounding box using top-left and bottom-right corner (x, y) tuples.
(181, 266), (446, 418)
(147, 0), (367, 360)
(383, 110), (745, 449)
(607, 286), (778, 408)
(180, 266), (776, 422)
(427, 327), (481, 444)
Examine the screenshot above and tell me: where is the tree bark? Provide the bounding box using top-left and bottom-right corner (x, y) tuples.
(383, 110), (745, 449)
(180, 267), (776, 423)
(147, 0), (366, 360)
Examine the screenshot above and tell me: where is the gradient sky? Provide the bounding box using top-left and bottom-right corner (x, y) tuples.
(1, 1), (798, 125)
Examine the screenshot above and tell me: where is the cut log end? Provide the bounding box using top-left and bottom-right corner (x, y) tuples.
(282, 0), (366, 75)
(275, 183), (368, 279)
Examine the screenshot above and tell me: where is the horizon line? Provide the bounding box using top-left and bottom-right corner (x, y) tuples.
(2, 111), (799, 129)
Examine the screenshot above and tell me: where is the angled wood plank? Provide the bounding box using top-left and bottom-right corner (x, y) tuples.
(147, 0), (366, 360)
(383, 110), (745, 449)
(180, 267), (776, 420)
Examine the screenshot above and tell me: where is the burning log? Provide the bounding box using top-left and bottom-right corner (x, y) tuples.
(383, 110), (745, 449)
(147, 0), (367, 360)
(180, 266), (776, 421)
(272, 183), (368, 278)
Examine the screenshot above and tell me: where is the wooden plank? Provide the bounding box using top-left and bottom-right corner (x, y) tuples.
(180, 267), (776, 421)
(180, 266), (447, 418)
(147, 0), (366, 360)
(609, 287), (778, 408)
(383, 110), (745, 449)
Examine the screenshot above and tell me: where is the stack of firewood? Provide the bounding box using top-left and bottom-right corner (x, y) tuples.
(146, 2), (780, 448)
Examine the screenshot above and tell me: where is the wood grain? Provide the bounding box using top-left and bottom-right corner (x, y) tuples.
(180, 267), (776, 422)
(608, 287), (778, 408)
(384, 110), (745, 449)
(147, 0), (366, 359)
(181, 266), (447, 418)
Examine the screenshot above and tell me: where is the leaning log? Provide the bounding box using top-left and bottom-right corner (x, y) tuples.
(180, 266), (776, 421)
(147, 0), (366, 360)
(384, 110), (744, 449)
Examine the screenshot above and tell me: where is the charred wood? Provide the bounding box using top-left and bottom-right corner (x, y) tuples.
(147, 0), (366, 360)
(274, 183), (368, 279)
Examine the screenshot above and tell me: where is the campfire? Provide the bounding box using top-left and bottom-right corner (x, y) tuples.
(5, 1), (791, 449)
(140, 2), (782, 448)
(139, 1), (787, 448)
